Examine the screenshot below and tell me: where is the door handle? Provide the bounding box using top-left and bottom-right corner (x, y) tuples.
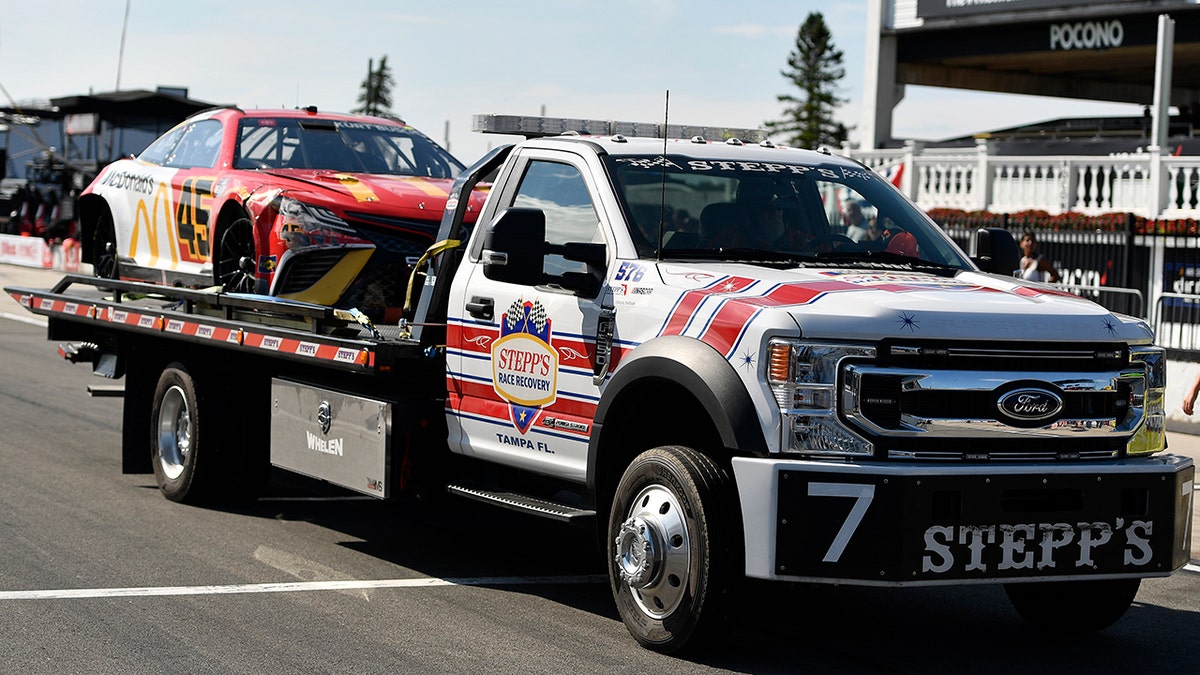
(466, 296), (494, 320)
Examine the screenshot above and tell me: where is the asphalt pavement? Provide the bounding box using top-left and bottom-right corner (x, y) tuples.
(2, 260), (1197, 562)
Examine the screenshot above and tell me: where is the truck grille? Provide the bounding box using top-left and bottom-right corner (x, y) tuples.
(840, 341), (1144, 461)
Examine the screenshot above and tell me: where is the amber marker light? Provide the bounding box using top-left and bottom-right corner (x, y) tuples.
(768, 342), (791, 382)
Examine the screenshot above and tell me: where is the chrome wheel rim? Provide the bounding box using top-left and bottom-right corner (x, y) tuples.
(156, 385), (190, 480)
(614, 484), (691, 618)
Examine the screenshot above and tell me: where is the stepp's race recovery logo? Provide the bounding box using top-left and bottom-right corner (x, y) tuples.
(492, 298), (558, 434)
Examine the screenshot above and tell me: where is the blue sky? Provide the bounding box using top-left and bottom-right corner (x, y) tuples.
(1, 0), (1139, 163)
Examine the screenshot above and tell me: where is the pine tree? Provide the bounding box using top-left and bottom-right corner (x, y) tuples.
(765, 13), (849, 149)
(353, 56), (395, 117)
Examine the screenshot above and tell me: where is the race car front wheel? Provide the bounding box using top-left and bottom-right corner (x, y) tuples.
(217, 217), (257, 294)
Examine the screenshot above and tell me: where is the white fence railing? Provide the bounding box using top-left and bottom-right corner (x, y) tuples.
(846, 140), (1200, 220)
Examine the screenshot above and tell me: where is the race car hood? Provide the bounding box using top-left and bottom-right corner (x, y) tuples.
(653, 262), (1152, 344)
(257, 169), (457, 221)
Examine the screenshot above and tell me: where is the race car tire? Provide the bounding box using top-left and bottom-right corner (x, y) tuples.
(216, 216), (257, 294)
(1004, 578), (1141, 632)
(92, 209), (119, 280)
(608, 446), (738, 654)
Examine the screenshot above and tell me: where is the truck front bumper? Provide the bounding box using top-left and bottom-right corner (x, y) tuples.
(731, 454), (1194, 586)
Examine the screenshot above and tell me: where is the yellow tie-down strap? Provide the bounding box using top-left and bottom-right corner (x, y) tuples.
(405, 239), (462, 314)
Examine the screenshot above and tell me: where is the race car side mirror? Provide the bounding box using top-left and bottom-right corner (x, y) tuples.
(970, 227), (1021, 276)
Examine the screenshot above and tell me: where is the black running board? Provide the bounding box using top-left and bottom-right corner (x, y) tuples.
(446, 484), (596, 524)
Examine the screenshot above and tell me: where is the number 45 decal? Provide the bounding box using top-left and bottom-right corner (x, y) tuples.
(808, 482), (876, 563)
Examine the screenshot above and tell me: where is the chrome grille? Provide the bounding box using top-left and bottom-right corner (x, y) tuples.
(840, 342), (1143, 461)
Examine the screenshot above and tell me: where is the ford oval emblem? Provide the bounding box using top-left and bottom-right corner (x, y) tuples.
(997, 388), (1063, 422)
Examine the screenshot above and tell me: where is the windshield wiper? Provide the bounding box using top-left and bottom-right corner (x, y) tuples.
(815, 249), (964, 273)
(664, 248), (823, 264)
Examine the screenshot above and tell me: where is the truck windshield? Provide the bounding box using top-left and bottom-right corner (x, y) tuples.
(605, 154), (970, 269)
(234, 117), (465, 178)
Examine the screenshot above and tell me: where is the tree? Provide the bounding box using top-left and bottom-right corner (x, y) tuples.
(353, 56), (395, 117)
(765, 13), (849, 149)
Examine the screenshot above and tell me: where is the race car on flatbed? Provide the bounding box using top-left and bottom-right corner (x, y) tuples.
(10, 113), (1194, 655)
(76, 106), (479, 321)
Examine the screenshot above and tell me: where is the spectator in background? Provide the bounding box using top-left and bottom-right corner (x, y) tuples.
(1019, 231), (1061, 282)
(1184, 372), (1200, 416)
(865, 217), (882, 242)
(844, 200), (868, 242)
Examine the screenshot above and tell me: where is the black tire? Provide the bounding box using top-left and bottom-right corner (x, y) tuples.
(1004, 578), (1141, 633)
(216, 216), (257, 293)
(92, 209), (119, 280)
(151, 363), (212, 503)
(607, 446), (738, 654)
(150, 362), (268, 504)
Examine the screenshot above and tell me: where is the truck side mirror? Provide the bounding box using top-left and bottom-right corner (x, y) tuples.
(970, 227), (1021, 277)
(482, 207), (546, 286)
(553, 242), (606, 297)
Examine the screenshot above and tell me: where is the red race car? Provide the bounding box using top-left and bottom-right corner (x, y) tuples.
(77, 106), (483, 321)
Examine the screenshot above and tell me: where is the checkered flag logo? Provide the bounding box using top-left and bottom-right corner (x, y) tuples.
(528, 300), (547, 333)
(504, 301), (524, 331)
(503, 298), (548, 333)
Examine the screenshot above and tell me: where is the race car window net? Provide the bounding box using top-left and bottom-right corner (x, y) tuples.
(234, 118), (464, 179)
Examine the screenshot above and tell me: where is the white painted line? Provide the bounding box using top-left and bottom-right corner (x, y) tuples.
(0, 311), (47, 327)
(0, 575), (607, 600)
(257, 496), (376, 502)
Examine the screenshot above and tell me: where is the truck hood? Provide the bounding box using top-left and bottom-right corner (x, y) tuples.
(654, 262), (1152, 343)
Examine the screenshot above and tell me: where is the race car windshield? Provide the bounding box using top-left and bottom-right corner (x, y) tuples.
(234, 117), (465, 178)
(605, 154), (971, 270)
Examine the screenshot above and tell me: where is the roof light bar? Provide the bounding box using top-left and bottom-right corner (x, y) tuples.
(472, 114), (766, 143)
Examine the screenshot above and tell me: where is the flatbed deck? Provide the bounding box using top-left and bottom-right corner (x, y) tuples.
(4, 274), (427, 374)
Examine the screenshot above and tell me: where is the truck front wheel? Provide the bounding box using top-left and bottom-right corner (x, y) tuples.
(607, 446), (737, 654)
(1004, 578), (1141, 632)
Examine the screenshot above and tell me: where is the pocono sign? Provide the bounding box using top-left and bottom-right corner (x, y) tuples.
(1050, 19), (1123, 51)
(492, 298), (558, 434)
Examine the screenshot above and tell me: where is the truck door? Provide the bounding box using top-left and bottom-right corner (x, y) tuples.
(446, 149), (610, 482)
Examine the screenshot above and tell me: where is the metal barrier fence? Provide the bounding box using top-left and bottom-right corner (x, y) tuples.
(1154, 293), (1200, 351)
(1057, 283), (1144, 319)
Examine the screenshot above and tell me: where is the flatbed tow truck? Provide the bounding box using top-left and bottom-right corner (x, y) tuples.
(7, 114), (1194, 654)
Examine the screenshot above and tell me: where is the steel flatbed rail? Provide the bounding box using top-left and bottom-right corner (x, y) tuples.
(4, 275), (425, 374)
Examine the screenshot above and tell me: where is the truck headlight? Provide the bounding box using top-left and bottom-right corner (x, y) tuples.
(767, 339), (874, 456)
(1126, 345), (1166, 456)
